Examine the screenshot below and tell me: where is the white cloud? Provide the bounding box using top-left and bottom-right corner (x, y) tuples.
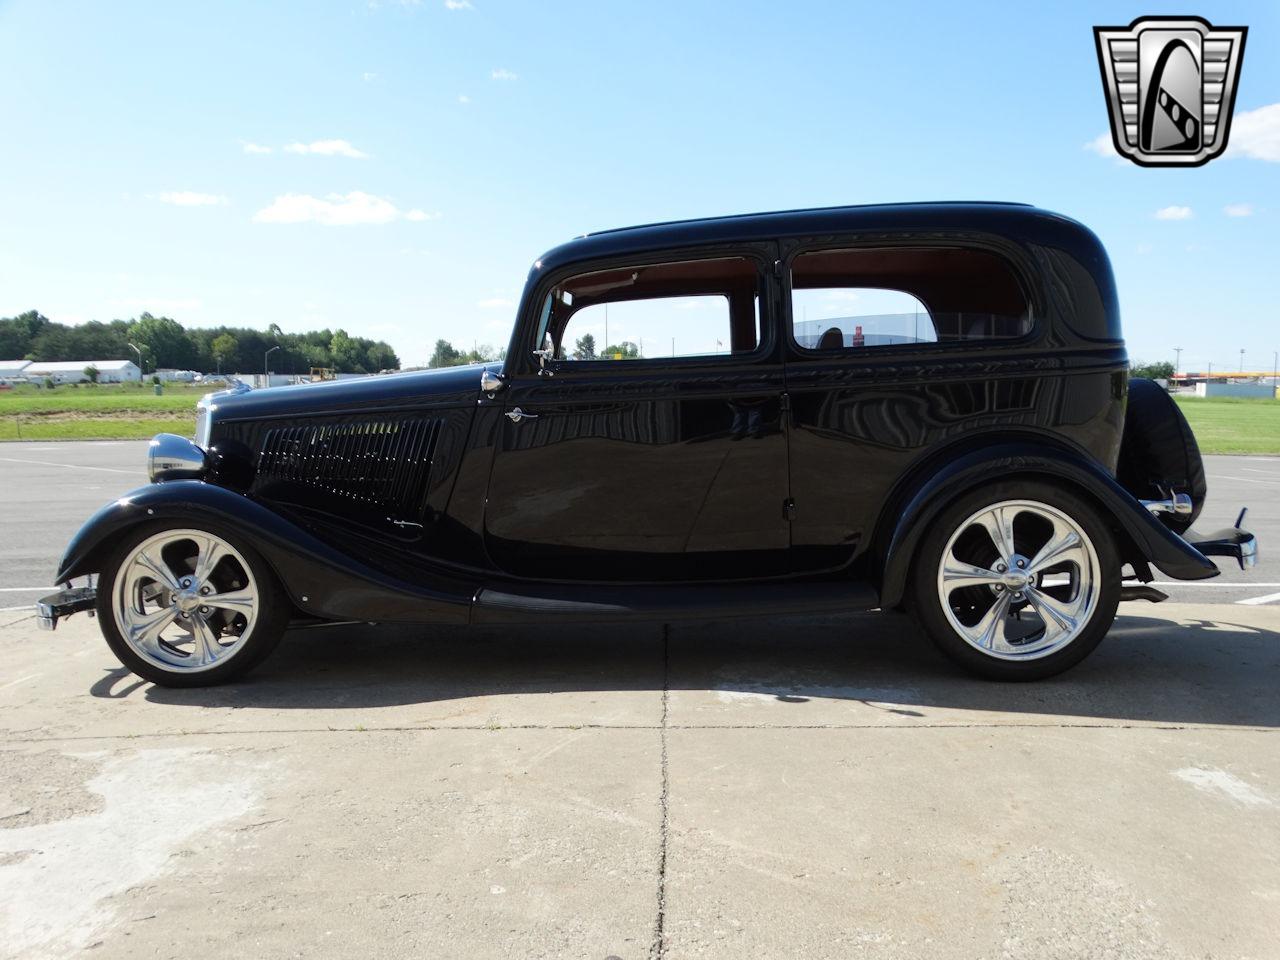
(241, 142), (273, 155)
(491, 68), (518, 81)
(823, 290), (861, 302)
(362, 71), (378, 82)
(1083, 132), (1114, 156)
(1223, 203), (1254, 217)
(477, 297), (513, 308)
(283, 139), (369, 159)
(404, 209), (441, 222)
(1229, 102), (1280, 162)
(253, 191), (433, 226)
(458, 94), (471, 104)
(157, 191), (227, 207)
(444, 0), (473, 8)
(1154, 205), (1193, 221)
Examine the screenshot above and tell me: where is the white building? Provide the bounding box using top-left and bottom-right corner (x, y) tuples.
(23, 359), (141, 384)
(0, 360), (32, 382)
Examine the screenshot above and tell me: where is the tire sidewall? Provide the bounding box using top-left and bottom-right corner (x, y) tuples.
(911, 480), (1121, 681)
(96, 519), (290, 687)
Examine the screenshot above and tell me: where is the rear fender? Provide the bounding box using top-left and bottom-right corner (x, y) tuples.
(877, 443), (1218, 609)
(56, 481), (474, 624)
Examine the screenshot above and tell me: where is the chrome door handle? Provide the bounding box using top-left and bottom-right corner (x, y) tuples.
(505, 407), (538, 423)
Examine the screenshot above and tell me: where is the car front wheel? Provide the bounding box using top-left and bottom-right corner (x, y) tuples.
(96, 523), (290, 687)
(910, 481), (1121, 681)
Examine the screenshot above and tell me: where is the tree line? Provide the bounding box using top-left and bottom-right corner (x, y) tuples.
(0, 310), (399, 375)
(425, 333), (643, 368)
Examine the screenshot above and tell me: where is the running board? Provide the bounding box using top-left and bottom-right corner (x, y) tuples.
(472, 580), (879, 624)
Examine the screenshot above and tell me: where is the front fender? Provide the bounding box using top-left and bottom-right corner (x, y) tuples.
(57, 481), (474, 624)
(877, 444), (1218, 609)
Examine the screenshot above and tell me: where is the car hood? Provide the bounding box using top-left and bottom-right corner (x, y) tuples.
(206, 363), (497, 422)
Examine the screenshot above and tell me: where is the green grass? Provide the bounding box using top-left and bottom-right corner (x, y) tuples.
(0, 417), (195, 440)
(1174, 395), (1280, 455)
(0, 382), (212, 440)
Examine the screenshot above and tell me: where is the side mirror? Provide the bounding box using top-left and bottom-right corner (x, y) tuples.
(480, 369), (505, 396)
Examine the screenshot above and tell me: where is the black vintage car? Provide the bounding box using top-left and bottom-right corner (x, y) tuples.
(39, 203), (1258, 685)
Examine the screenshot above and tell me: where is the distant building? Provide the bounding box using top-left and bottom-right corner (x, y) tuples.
(23, 359), (141, 384)
(155, 368), (198, 383)
(0, 360), (32, 382)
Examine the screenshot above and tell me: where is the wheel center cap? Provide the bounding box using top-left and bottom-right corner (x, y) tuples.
(175, 589), (201, 614)
(1000, 558), (1035, 591)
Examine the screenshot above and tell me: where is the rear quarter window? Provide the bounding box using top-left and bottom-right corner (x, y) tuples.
(790, 246), (1032, 351)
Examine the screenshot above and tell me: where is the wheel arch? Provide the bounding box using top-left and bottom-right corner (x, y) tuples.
(57, 482), (474, 624)
(874, 439), (1218, 610)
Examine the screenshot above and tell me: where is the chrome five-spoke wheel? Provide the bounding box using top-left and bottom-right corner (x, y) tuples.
(913, 482), (1120, 679)
(99, 522), (288, 686)
(935, 499), (1103, 662)
(111, 528), (262, 674)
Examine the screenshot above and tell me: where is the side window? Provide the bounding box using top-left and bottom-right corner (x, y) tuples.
(790, 246), (1031, 351)
(793, 288), (935, 349)
(540, 256), (761, 362)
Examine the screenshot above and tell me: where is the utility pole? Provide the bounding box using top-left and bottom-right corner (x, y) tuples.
(1273, 351), (1278, 392)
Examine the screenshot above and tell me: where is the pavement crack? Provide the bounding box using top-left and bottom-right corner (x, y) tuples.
(649, 622), (671, 960)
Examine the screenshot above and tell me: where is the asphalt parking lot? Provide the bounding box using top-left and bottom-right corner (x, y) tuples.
(1, 442), (1278, 958)
(1, 442), (1276, 607)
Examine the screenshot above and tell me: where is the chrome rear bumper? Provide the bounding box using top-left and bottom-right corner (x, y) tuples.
(35, 586), (96, 631)
(1186, 508), (1258, 571)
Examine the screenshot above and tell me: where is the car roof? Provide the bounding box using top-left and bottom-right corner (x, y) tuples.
(533, 201), (1098, 273)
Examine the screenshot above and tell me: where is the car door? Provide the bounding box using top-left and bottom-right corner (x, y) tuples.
(483, 247), (791, 582)
(780, 237), (1051, 577)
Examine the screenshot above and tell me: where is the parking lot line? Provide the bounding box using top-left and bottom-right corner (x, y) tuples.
(1149, 581), (1280, 588)
(1237, 591), (1280, 606)
(0, 456), (136, 474)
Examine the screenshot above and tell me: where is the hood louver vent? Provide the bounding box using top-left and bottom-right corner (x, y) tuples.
(256, 417), (442, 521)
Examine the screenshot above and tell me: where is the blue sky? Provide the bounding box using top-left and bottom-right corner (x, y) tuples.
(1, 0), (1276, 372)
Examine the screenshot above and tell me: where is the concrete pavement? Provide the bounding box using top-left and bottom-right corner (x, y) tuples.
(2, 605), (1278, 958)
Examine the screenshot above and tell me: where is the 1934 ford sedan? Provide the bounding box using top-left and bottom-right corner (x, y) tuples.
(39, 203), (1258, 685)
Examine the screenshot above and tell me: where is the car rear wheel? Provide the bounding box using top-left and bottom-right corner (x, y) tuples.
(910, 481), (1121, 680)
(96, 523), (290, 687)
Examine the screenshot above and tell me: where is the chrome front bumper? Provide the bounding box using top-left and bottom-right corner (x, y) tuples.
(35, 586), (96, 631)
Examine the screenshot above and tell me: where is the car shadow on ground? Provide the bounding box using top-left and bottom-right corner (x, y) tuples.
(87, 609), (1280, 729)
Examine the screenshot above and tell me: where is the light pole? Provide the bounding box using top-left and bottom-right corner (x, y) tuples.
(264, 345), (280, 382)
(1240, 348), (1245, 377)
(1173, 346), (1182, 376)
(127, 342), (143, 377)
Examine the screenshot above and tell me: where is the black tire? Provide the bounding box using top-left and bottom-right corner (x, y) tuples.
(910, 480), (1122, 681)
(1116, 377), (1205, 534)
(96, 520), (291, 687)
